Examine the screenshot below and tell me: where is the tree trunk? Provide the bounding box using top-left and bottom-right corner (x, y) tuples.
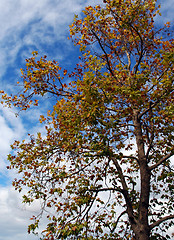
(132, 109), (151, 240)
(134, 223), (150, 240)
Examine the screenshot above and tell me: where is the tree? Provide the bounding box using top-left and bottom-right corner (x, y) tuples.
(1, 0), (174, 239)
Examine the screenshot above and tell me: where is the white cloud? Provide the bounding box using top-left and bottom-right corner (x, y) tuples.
(0, 186), (41, 240)
(0, 0), (102, 79)
(0, 106), (25, 173)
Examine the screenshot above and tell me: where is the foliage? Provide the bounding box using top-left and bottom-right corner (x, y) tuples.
(1, 0), (174, 239)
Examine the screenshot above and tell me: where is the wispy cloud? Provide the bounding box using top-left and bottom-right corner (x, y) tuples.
(0, 0), (102, 79)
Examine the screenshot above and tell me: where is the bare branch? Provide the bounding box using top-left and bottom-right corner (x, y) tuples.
(150, 152), (174, 171)
(111, 156), (137, 225)
(81, 192), (98, 220)
(125, 50), (131, 71)
(111, 210), (127, 233)
(150, 214), (174, 230)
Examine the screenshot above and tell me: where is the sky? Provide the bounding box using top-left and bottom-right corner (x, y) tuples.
(0, 0), (173, 240)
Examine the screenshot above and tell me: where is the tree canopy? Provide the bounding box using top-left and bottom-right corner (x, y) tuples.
(1, 0), (174, 239)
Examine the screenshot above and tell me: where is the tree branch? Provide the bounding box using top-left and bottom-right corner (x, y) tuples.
(125, 50), (131, 71)
(138, 100), (160, 119)
(149, 152), (174, 171)
(122, 155), (139, 163)
(111, 210), (127, 233)
(147, 66), (171, 93)
(98, 25), (126, 67)
(138, 87), (174, 119)
(111, 156), (137, 225)
(145, 103), (155, 160)
(90, 29), (117, 79)
(87, 187), (119, 193)
(150, 214), (174, 230)
(110, 7), (144, 74)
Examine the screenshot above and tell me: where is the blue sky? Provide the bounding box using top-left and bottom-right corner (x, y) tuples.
(0, 0), (173, 239)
